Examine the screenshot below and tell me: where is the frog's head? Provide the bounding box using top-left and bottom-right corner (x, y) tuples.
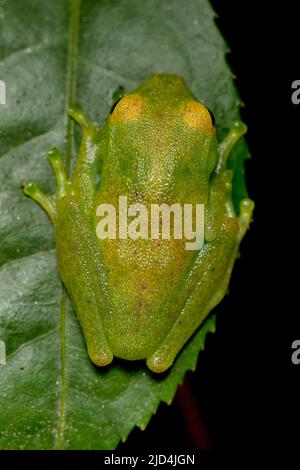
(108, 74), (218, 188)
(110, 74), (215, 129)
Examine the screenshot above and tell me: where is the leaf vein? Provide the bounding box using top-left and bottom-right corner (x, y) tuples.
(5, 326), (60, 361)
(55, 0), (81, 450)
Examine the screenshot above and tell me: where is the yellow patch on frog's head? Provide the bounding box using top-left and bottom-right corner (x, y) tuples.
(110, 94), (143, 123)
(183, 100), (215, 134)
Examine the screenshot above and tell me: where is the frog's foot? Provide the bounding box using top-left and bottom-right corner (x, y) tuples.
(23, 148), (70, 221)
(69, 287), (114, 367)
(205, 121), (247, 241)
(88, 342), (113, 367)
(147, 353), (173, 374)
(47, 148), (69, 198)
(217, 121), (247, 174)
(23, 181), (57, 221)
(68, 106), (97, 138)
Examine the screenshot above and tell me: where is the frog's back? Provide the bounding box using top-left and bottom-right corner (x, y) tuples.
(94, 74), (216, 359)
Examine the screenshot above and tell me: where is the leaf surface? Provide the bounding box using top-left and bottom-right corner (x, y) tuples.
(0, 0), (248, 449)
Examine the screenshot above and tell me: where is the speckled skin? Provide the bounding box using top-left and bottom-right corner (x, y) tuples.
(24, 74), (254, 373)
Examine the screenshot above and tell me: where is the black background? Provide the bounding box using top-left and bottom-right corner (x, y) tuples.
(119, 0), (299, 452)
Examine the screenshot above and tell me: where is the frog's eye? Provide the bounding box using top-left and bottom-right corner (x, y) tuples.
(183, 101), (215, 134)
(207, 108), (216, 127)
(110, 94), (143, 123)
(110, 97), (122, 114)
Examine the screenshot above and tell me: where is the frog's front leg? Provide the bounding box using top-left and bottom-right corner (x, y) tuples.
(68, 107), (109, 213)
(205, 121), (247, 241)
(146, 199), (254, 374)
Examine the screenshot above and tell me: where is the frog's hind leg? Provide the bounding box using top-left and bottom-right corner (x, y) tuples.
(55, 192), (114, 368)
(147, 198), (254, 374)
(146, 219), (238, 373)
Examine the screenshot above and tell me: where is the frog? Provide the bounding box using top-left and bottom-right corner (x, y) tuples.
(23, 74), (254, 373)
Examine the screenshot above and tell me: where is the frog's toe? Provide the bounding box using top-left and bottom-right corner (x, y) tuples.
(89, 348), (113, 368)
(68, 106), (96, 137)
(238, 198), (255, 241)
(23, 181), (56, 221)
(146, 353), (174, 374)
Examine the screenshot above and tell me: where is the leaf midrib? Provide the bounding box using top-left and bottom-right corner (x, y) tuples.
(55, 0), (81, 450)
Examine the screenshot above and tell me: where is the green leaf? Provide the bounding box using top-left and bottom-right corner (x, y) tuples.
(0, 0), (249, 449)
